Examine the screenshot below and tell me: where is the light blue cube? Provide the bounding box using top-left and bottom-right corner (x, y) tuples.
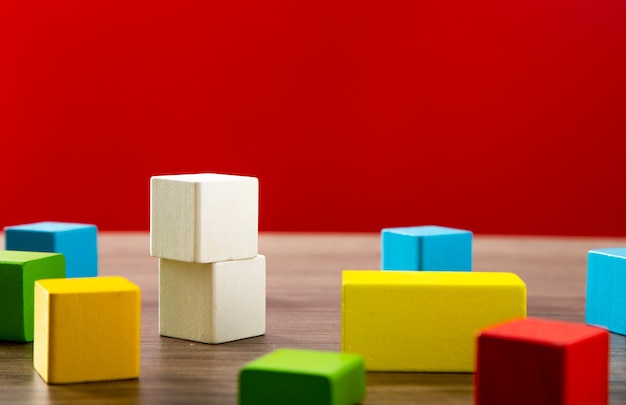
(381, 225), (472, 271)
(586, 247), (626, 335)
(4, 221), (98, 278)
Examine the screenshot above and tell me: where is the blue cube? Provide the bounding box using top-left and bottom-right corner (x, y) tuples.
(4, 221), (98, 278)
(381, 225), (472, 271)
(586, 247), (626, 335)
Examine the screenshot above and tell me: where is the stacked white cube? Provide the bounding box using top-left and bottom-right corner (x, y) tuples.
(150, 173), (265, 344)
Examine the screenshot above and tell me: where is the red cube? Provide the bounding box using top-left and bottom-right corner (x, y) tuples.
(475, 317), (608, 405)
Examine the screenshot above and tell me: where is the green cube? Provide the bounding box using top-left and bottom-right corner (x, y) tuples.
(0, 250), (65, 342)
(239, 348), (366, 405)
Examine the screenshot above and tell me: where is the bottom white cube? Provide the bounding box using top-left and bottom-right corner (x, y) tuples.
(159, 254), (266, 344)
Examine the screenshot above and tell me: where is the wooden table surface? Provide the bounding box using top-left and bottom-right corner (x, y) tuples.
(2, 232), (626, 405)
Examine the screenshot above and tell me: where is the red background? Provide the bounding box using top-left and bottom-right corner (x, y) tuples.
(1, 0), (625, 235)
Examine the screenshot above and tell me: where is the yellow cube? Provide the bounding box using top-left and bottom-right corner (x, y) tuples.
(341, 271), (526, 372)
(34, 276), (141, 384)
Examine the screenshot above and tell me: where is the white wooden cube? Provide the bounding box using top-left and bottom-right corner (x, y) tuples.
(150, 173), (258, 263)
(159, 255), (266, 344)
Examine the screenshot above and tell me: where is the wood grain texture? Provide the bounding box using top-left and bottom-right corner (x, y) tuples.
(2, 232), (626, 404)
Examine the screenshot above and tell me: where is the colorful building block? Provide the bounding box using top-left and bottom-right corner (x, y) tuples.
(159, 255), (265, 344)
(586, 247), (626, 334)
(341, 270), (526, 371)
(239, 348), (365, 405)
(34, 276), (141, 384)
(381, 225), (472, 271)
(150, 173), (258, 263)
(0, 250), (65, 342)
(476, 318), (608, 405)
(5, 221), (98, 278)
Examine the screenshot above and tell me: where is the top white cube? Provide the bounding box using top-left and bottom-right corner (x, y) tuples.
(150, 173), (259, 263)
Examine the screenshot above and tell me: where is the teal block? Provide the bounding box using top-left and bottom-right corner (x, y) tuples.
(5, 221), (98, 278)
(381, 225), (472, 271)
(586, 248), (626, 335)
(239, 349), (365, 405)
(0, 250), (65, 342)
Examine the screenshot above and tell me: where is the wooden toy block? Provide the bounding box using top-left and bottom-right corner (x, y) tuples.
(239, 348), (365, 405)
(476, 317), (608, 405)
(381, 225), (472, 271)
(341, 270), (526, 371)
(159, 255), (265, 344)
(0, 250), (65, 342)
(150, 173), (258, 263)
(34, 276), (141, 384)
(586, 247), (626, 334)
(4, 221), (98, 278)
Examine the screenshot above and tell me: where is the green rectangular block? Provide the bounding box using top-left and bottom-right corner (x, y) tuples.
(0, 250), (66, 342)
(239, 349), (365, 405)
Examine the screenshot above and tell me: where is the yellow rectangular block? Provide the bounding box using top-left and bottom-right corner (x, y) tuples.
(34, 276), (141, 384)
(341, 271), (526, 372)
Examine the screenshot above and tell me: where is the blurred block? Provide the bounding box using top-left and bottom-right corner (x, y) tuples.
(5, 221), (98, 278)
(150, 173), (258, 263)
(586, 247), (626, 334)
(476, 318), (608, 405)
(159, 255), (265, 344)
(34, 276), (141, 384)
(239, 348), (365, 405)
(0, 250), (65, 342)
(381, 225), (472, 271)
(341, 270), (526, 371)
